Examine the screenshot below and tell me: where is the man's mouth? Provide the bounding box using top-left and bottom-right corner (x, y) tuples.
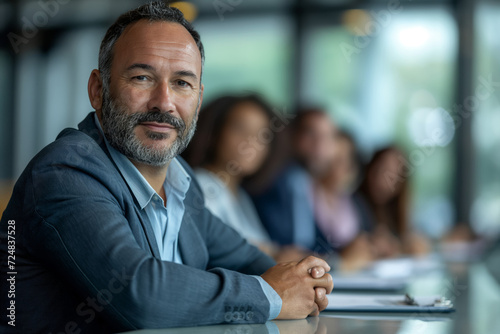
(139, 122), (177, 133)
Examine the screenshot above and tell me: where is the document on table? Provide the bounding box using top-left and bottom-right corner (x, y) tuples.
(332, 276), (407, 291)
(325, 293), (455, 313)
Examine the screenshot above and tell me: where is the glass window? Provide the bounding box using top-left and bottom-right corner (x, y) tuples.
(471, 1), (500, 237)
(194, 15), (293, 108)
(301, 7), (458, 238)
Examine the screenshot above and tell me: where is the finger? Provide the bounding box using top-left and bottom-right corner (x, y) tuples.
(309, 266), (325, 279)
(315, 298), (328, 313)
(314, 288), (328, 312)
(315, 287), (326, 301)
(308, 303), (320, 317)
(298, 256), (331, 273)
(308, 309), (320, 317)
(310, 273), (334, 294)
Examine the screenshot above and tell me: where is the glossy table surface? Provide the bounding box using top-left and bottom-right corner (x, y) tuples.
(122, 247), (500, 334)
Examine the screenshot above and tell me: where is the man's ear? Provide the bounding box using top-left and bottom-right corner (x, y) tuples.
(88, 69), (104, 117)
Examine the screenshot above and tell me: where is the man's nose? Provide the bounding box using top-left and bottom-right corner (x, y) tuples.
(147, 81), (176, 113)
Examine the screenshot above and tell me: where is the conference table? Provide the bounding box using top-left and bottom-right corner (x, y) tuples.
(122, 247), (500, 334)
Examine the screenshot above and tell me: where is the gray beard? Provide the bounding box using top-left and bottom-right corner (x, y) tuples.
(100, 89), (198, 166)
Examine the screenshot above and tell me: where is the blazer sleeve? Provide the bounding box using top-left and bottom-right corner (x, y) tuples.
(25, 137), (273, 330)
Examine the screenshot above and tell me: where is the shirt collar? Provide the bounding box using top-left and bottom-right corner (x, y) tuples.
(93, 113), (191, 209)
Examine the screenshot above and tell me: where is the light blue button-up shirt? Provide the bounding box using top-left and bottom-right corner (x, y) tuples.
(95, 114), (188, 262)
(94, 114), (281, 320)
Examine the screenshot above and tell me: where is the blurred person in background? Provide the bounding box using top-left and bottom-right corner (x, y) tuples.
(354, 147), (430, 258)
(183, 94), (302, 259)
(252, 108), (337, 260)
(313, 131), (373, 270)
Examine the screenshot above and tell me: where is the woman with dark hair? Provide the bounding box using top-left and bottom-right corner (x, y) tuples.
(355, 147), (430, 258)
(314, 131), (361, 250)
(312, 131), (373, 270)
(183, 94), (307, 259)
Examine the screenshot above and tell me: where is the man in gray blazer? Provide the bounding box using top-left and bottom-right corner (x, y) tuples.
(0, 2), (332, 333)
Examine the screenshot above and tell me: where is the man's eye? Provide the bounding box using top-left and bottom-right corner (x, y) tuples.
(176, 80), (190, 87)
(132, 75), (148, 81)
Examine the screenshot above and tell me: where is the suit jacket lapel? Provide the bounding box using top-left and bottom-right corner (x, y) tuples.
(135, 206), (161, 259)
(77, 112), (162, 259)
(178, 191), (208, 269)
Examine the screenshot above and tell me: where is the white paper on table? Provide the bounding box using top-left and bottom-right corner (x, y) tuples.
(325, 293), (455, 313)
(332, 276), (407, 291)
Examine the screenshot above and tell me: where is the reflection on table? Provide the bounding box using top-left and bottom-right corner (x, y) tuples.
(122, 251), (500, 334)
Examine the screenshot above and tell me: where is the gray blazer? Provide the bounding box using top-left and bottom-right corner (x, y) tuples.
(0, 112), (275, 333)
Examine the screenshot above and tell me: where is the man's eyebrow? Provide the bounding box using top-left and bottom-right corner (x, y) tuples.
(126, 63), (155, 72)
(174, 70), (198, 80)
(125, 65), (198, 80)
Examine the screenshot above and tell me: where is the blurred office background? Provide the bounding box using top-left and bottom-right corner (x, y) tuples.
(0, 0), (499, 240)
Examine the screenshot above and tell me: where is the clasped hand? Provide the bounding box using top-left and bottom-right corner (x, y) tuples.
(261, 256), (333, 319)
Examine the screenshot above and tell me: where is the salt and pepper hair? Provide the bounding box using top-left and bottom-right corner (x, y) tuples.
(98, 1), (205, 88)
(97, 2), (204, 166)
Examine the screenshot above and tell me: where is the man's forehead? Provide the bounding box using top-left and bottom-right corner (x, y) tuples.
(113, 20), (201, 65)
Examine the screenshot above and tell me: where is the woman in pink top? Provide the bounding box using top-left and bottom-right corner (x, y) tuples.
(314, 131), (373, 270)
(314, 131), (361, 248)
